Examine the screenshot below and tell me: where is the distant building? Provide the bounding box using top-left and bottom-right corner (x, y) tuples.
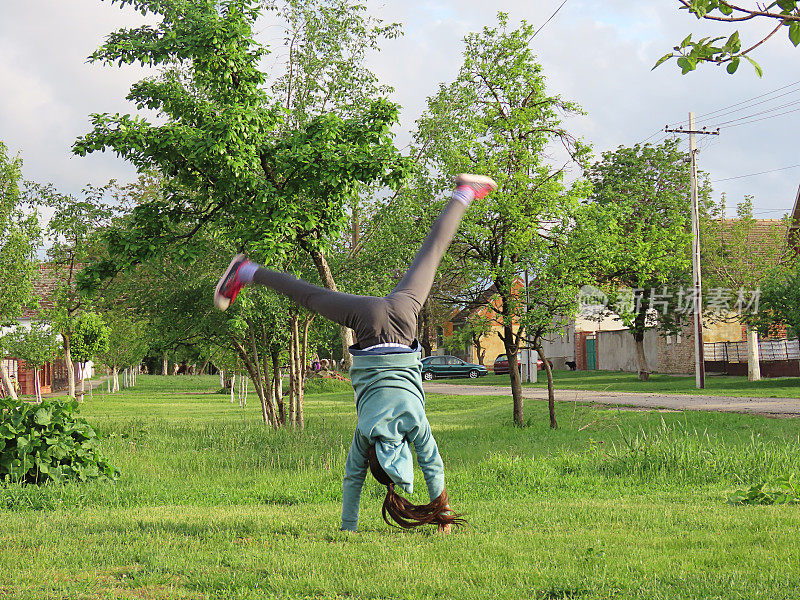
(437, 191), (799, 377)
(1, 265), (70, 396)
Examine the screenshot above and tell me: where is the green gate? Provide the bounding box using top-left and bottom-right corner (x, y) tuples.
(586, 337), (597, 370)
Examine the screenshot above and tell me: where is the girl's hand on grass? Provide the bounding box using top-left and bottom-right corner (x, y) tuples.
(437, 523), (451, 534)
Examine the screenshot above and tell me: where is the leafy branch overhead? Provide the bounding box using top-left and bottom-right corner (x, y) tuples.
(73, 0), (410, 293)
(656, 1), (800, 75)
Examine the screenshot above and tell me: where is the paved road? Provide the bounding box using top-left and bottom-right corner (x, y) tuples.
(422, 382), (800, 418)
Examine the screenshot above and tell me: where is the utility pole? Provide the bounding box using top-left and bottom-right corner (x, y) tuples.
(665, 114), (719, 389)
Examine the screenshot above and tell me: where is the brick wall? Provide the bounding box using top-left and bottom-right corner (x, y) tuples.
(656, 323), (695, 374)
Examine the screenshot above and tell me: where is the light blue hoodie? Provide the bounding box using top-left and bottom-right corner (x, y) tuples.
(341, 347), (445, 531)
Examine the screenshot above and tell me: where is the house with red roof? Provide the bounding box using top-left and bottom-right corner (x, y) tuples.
(1, 264), (70, 397)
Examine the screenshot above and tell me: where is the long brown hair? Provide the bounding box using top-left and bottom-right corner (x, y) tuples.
(367, 445), (466, 529)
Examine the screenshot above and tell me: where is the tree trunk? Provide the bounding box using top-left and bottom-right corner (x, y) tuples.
(634, 335), (650, 381)
(80, 365), (86, 401)
(34, 367), (40, 403)
(199, 360), (209, 375)
(473, 335), (486, 367)
(63, 335), (75, 398)
(230, 334), (277, 428)
(746, 325), (761, 382)
(260, 351), (272, 425)
(307, 247), (354, 368)
(0, 361), (18, 401)
(162, 353), (168, 376)
(230, 372), (236, 403)
(502, 321), (524, 426)
(288, 312), (300, 427)
(298, 316), (313, 430)
(107, 368), (111, 393)
(112, 366), (120, 392)
(272, 349), (285, 425)
(418, 299), (433, 357)
(245, 324), (272, 425)
(536, 345), (557, 429)
(632, 299), (650, 381)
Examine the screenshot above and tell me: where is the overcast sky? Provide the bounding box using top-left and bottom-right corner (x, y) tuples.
(2, 0), (799, 219)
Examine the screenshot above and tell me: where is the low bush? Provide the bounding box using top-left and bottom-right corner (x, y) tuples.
(728, 474), (800, 505)
(0, 397), (119, 484)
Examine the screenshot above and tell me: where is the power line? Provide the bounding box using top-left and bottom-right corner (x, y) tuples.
(695, 79), (800, 120)
(637, 128), (666, 144)
(712, 163), (800, 182)
(706, 98), (800, 128)
(722, 106), (800, 129)
(531, 0), (569, 39)
(658, 79), (800, 132)
(695, 86), (800, 125)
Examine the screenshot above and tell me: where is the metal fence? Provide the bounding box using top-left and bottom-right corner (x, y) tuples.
(704, 339), (800, 363)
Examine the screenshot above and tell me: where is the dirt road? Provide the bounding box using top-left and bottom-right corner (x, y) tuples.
(422, 382), (800, 418)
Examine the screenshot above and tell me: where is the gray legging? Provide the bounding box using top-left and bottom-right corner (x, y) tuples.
(252, 197), (467, 349)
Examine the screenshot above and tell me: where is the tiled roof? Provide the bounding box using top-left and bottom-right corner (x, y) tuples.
(20, 264), (65, 320)
(449, 277), (526, 323)
(716, 218), (791, 267)
(450, 285), (499, 323)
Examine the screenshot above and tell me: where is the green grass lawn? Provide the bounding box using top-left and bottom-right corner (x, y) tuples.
(2, 375), (800, 599)
(456, 370), (800, 398)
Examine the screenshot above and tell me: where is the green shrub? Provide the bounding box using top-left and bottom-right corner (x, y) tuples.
(728, 475), (800, 506)
(0, 398), (119, 484)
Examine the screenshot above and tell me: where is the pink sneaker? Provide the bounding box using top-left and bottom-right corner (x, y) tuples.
(455, 174), (498, 200)
(214, 254), (249, 311)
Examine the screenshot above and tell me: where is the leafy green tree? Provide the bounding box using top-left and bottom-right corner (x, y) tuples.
(519, 206), (604, 429)
(0, 141), (40, 401)
(264, 0), (404, 366)
(106, 239), (294, 428)
(74, 0), (408, 288)
(586, 140), (704, 381)
(755, 261), (800, 338)
(75, 0), (410, 392)
(447, 312), (494, 366)
(97, 312), (149, 392)
(702, 195), (792, 380)
(657, 1), (800, 75)
(3, 321), (58, 403)
(413, 14), (589, 426)
(71, 312), (110, 402)
(25, 182), (114, 399)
